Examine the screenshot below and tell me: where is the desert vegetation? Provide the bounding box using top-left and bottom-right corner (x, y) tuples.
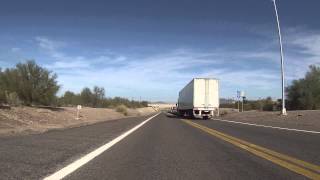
(220, 65), (320, 111)
(0, 61), (148, 108)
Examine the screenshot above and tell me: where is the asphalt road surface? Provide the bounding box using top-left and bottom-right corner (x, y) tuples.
(1, 112), (319, 180)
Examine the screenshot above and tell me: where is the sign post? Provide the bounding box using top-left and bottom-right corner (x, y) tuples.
(237, 91), (240, 112)
(240, 91), (245, 112)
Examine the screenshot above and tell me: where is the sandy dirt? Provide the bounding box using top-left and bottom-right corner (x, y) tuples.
(219, 110), (320, 131)
(0, 106), (157, 136)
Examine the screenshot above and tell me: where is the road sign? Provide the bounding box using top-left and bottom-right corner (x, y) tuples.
(237, 91), (245, 112)
(240, 91), (245, 98)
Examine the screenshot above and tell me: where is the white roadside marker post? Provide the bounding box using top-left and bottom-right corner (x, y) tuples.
(76, 105), (82, 120)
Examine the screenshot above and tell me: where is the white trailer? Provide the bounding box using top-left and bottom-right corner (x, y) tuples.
(177, 78), (219, 119)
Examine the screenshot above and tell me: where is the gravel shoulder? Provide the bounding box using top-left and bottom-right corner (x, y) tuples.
(218, 110), (320, 132)
(0, 106), (157, 136)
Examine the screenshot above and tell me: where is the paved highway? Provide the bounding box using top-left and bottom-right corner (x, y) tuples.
(1, 113), (319, 179)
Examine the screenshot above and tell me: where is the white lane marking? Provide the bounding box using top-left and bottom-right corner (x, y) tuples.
(211, 118), (320, 134)
(44, 113), (161, 180)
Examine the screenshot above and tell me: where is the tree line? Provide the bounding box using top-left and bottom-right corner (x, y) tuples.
(1, 61), (319, 110)
(0, 61), (148, 108)
(60, 87), (148, 108)
(220, 97), (280, 111)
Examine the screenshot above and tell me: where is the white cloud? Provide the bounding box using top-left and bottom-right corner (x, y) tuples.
(35, 37), (64, 51)
(282, 30), (320, 80)
(10, 47), (21, 52)
(47, 59), (90, 69)
(35, 37), (65, 59)
(44, 48), (280, 100)
(290, 33), (320, 61)
(34, 30), (320, 101)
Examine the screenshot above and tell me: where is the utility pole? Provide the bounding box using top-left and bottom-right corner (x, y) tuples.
(237, 91), (240, 112)
(272, 0), (287, 115)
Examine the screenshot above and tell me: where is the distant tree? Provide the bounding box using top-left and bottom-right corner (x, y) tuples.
(61, 91), (78, 106)
(60, 87), (148, 109)
(262, 97), (275, 111)
(286, 65), (320, 110)
(80, 87), (93, 106)
(140, 101), (149, 107)
(63, 91), (74, 104)
(243, 100), (260, 111)
(92, 86), (105, 107)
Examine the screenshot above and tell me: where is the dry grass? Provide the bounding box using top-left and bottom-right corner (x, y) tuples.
(0, 106), (157, 136)
(220, 110), (320, 131)
(115, 105), (128, 116)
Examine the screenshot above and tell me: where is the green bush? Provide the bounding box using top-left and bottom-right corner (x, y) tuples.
(286, 65), (320, 110)
(0, 61), (60, 106)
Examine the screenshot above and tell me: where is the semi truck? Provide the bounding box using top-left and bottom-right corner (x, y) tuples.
(177, 78), (219, 119)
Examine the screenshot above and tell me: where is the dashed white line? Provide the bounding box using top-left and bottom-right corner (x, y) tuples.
(211, 118), (320, 134)
(43, 112), (161, 180)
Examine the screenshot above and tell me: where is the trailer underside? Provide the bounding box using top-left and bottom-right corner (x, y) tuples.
(178, 108), (219, 119)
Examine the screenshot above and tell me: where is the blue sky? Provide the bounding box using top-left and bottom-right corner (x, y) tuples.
(0, 0), (320, 102)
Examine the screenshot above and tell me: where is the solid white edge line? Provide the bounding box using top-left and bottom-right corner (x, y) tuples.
(43, 112), (161, 180)
(211, 118), (320, 134)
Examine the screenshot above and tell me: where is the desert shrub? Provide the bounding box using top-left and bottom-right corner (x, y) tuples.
(220, 110), (228, 116)
(286, 65), (320, 110)
(102, 97), (147, 108)
(5, 92), (22, 106)
(261, 97), (275, 111)
(220, 103), (236, 109)
(115, 104), (128, 116)
(0, 60), (60, 106)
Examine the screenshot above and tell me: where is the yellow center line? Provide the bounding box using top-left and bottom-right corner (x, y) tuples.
(187, 120), (320, 173)
(182, 119), (320, 180)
